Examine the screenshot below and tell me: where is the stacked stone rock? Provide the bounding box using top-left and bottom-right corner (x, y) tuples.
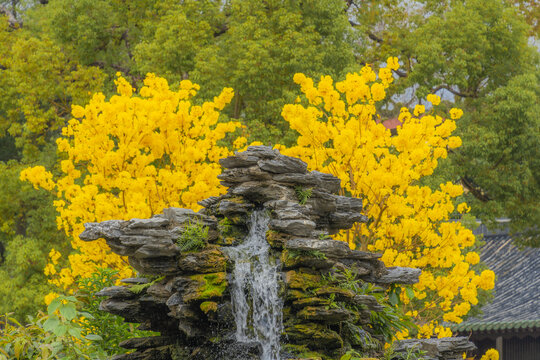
(80, 146), (474, 360)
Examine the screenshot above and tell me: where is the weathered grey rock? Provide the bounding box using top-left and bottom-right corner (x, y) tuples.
(231, 181), (296, 203)
(219, 155), (260, 168)
(218, 199), (254, 217)
(178, 247), (227, 273)
(334, 195), (364, 213)
(328, 212), (369, 230)
(272, 171), (341, 194)
(241, 145), (278, 159)
(285, 238), (351, 258)
(197, 196), (221, 208)
(258, 155), (308, 174)
(268, 201), (311, 221)
(351, 295), (383, 311)
(297, 306), (351, 323)
(163, 208), (215, 227)
(133, 242), (179, 259)
(370, 266), (422, 285)
(217, 166), (273, 183)
(121, 277), (150, 285)
(269, 219), (316, 237)
(305, 190), (337, 214)
(282, 250), (335, 270)
(128, 256), (179, 275)
(127, 216), (169, 229)
(100, 298), (141, 320)
(394, 337), (476, 359)
(218, 146), (278, 169)
(79, 220), (125, 241)
(95, 286), (138, 299)
(284, 323), (343, 349)
(146, 284), (172, 302)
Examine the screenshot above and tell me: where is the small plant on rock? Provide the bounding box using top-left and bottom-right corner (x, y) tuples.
(177, 221), (209, 252)
(295, 186), (312, 205)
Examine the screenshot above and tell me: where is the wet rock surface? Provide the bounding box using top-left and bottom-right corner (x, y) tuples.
(81, 146), (474, 360)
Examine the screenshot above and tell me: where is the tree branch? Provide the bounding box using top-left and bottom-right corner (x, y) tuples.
(431, 84), (476, 98)
(393, 68), (408, 78)
(367, 31), (383, 43)
(460, 176), (491, 202)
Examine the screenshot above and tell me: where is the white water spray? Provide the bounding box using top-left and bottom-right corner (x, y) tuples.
(225, 210), (283, 360)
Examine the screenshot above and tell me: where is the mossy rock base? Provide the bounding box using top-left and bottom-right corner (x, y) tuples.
(284, 323), (343, 350)
(182, 272), (227, 303)
(285, 270), (323, 291)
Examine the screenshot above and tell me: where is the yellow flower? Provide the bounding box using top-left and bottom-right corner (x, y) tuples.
(44, 292), (59, 306)
(371, 83), (386, 101)
(480, 349), (499, 360)
(413, 104), (425, 116)
(427, 94), (441, 106)
(71, 105), (85, 118)
(457, 203), (470, 214)
(387, 56), (400, 71)
(450, 108), (464, 120)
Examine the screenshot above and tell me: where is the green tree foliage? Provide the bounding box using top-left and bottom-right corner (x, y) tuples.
(0, 161), (70, 321)
(348, 0), (540, 242)
(28, 0), (357, 144)
(191, 0), (357, 143)
(457, 72), (540, 246)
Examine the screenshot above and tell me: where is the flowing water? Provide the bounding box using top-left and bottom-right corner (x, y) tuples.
(225, 210), (283, 360)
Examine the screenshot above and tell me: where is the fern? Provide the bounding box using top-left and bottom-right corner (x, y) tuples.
(295, 186), (312, 205)
(177, 221), (208, 252)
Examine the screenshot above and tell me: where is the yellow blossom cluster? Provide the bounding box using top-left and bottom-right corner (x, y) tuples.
(278, 59), (494, 337)
(21, 74), (241, 291)
(480, 349), (499, 360)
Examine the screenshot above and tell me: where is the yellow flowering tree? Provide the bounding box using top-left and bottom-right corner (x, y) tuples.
(278, 58), (495, 337)
(21, 74), (241, 291)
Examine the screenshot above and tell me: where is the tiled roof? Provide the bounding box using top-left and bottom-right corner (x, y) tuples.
(453, 224), (540, 332)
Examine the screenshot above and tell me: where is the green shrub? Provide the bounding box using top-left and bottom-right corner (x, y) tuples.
(0, 296), (106, 360)
(75, 268), (156, 356)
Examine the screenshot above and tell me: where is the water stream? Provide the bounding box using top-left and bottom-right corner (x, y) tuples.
(225, 210), (283, 360)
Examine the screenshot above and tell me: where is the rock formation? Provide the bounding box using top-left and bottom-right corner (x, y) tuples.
(80, 146), (474, 360)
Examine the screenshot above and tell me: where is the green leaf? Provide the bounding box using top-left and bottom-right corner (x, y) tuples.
(59, 303), (77, 321)
(389, 292), (399, 306)
(85, 334), (103, 341)
(68, 327), (82, 340)
(406, 287), (415, 300)
(78, 311), (94, 319)
(53, 324), (67, 337)
(47, 298), (62, 314)
(43, 317), (60, 332)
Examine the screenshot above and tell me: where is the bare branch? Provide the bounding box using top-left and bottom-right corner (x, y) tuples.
(393, 68), (408, 78)
(367, 31), (383, 43)
(431, 84), (476, 98)
(461, 176), (491, 202)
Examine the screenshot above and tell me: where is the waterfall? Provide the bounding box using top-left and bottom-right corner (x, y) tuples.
(225, 210), (283, 360)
